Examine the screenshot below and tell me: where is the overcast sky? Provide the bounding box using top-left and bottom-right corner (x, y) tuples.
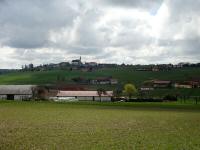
(0, 0), (199, 68)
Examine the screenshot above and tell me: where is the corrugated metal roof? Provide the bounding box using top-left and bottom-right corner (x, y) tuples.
(57, 91), (113, 97)
(0, 85), (35, 95)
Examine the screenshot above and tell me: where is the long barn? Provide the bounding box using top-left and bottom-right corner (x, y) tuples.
(56, 91), (113, 102)
(0, 85), (36, 100)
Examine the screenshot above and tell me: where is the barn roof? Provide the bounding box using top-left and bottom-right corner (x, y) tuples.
(153, 80), (171, 84)
(57, 91), (113, 97)
(0, 85), (35, 95)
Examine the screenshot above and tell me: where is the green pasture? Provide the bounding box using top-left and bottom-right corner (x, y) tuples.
(0, 101), (200, 149)
(0, 67), (199, 86)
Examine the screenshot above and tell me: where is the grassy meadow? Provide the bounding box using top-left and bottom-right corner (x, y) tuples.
(0, 101), (200, 149)
(0, 67), (200, 86)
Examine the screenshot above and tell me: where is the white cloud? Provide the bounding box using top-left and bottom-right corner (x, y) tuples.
(0, 0), (199, 68)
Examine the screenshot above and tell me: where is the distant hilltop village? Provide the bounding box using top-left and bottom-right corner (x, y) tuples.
(21, 56), (117, 72)
(20, 57), (200, 72)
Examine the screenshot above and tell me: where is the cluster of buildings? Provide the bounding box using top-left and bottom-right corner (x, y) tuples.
(70, 57), (100, 72)
(135, 63), (200, 72)
(136, 64), (173, 72)
(90, 77), (118, 85)
(21, 56), (200, 73)
(21, 56), (119, 72)
(140, 78), (200, 91)
(0, 85), (114, 101)
(72, 76), (118, 85)
(71, 57), (98, 67)
(21, 57), (99, 72)
(70, 57), (118, 72)
(71, 57), (117, 68)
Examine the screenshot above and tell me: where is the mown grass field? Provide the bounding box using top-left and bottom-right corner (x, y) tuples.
(0, 101), (200, 149)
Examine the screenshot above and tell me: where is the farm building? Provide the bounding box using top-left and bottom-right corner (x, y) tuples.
(0, 85), (36, 100)
(140, 86), (154, 91)
(174, 83), (192, 89)
(56, 91), (113, 102)
(153, 80), (172, 88)
(174, 80), (200, 88)
(90, 77), (118, 85)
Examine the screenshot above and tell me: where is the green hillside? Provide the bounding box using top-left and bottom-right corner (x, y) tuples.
(0, 67), (200, 96)
(0, 67), (199, 85)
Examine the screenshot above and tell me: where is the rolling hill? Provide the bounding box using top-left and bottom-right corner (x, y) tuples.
(0, 67), (199, 85)
(0, 67), (200, 96)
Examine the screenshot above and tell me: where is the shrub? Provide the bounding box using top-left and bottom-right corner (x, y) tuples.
(163, 94), (177, 101)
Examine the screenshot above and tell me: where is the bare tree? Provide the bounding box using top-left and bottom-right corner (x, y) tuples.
(97, 88), (107, 102)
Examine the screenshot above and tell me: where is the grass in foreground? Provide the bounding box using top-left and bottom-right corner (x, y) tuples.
(0, 101), (200, 149)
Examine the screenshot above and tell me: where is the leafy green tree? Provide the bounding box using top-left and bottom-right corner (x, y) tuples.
(124, 84), (137, 99)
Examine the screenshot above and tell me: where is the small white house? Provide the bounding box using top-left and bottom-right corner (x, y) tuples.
(56, 91), (113, 102)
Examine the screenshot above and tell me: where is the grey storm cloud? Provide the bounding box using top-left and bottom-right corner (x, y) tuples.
(156, 0), (200, 58)
(0, 0), (199, 68)
(168, 0), (200, 18)
(159, 37), (200, 56)
(0, 0), (78, 49)
(102, 0), (163, 11)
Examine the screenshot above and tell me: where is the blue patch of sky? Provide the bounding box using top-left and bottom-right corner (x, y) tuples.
(149, 0), (163, 16)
